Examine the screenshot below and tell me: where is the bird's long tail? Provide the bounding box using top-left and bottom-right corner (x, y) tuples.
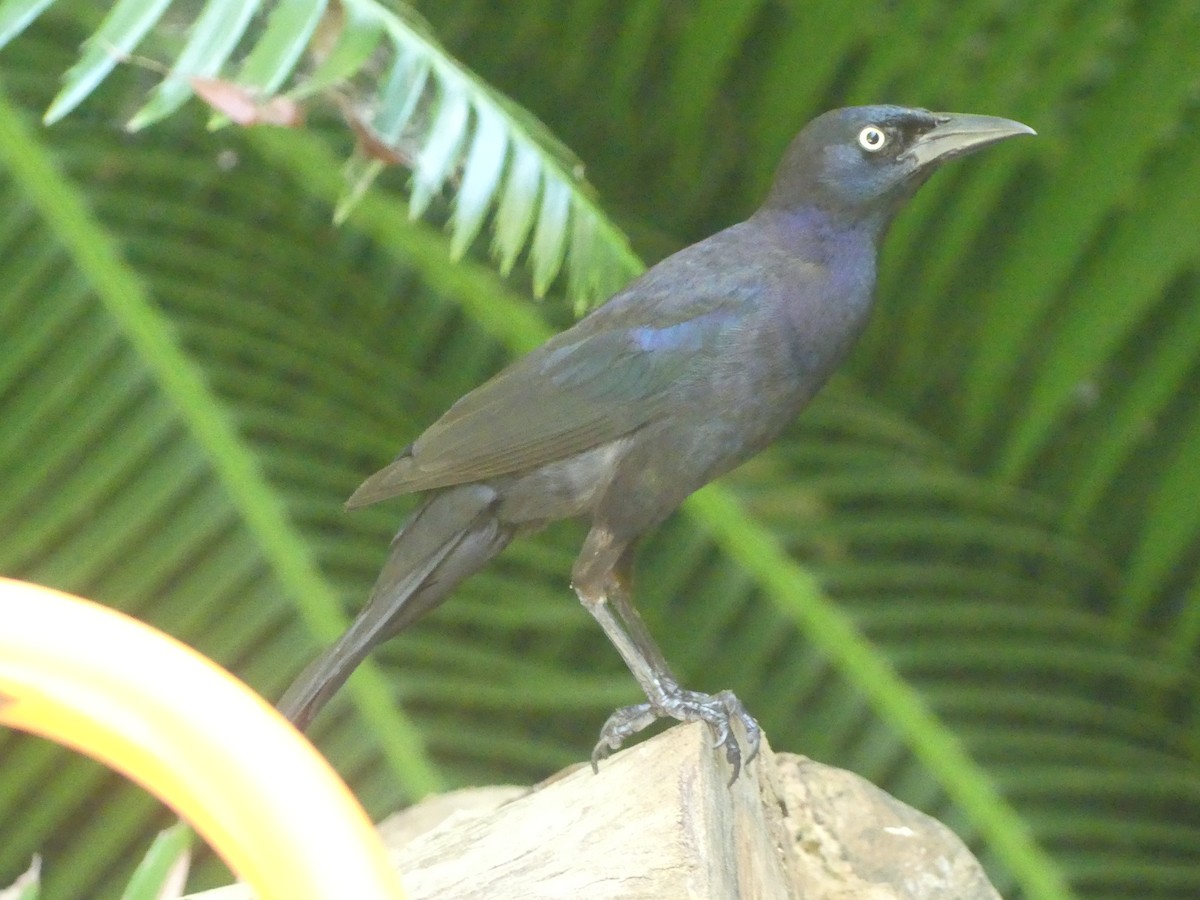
(278, 483), (512, 731)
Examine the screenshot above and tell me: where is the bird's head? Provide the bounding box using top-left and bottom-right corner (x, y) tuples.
(764, 105), (1034, 229)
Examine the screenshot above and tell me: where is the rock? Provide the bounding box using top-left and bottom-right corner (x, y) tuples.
(186, 723), (1000, 899)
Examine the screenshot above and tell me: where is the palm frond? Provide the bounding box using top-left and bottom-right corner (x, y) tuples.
(4, 3), (1200, 899)
(0, 0), (640, 307)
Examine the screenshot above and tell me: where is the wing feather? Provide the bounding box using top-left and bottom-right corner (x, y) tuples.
(347, 305), (739, 506)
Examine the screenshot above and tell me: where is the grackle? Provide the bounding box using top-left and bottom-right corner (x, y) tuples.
(279, 106), (1033, 780)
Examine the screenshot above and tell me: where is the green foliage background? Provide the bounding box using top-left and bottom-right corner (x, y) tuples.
(1, 2), (1199, 898)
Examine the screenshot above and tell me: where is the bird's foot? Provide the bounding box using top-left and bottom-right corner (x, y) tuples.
(591, 688), (761, 783)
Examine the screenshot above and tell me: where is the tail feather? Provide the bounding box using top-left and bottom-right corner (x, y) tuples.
(279, 484), (511, 731)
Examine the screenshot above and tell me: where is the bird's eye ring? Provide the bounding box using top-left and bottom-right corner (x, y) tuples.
(858, 126), (887, 152)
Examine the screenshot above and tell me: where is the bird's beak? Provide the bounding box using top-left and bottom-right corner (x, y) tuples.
(903, 112), (1035, 168)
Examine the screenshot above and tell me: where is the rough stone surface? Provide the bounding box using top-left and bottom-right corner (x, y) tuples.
(187, 724), (1001, 899)
(772, 754), (1001, 900)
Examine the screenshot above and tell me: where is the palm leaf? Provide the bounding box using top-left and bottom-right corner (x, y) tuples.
(0, 0), (640, 307)
(2, 3), (1200, 900)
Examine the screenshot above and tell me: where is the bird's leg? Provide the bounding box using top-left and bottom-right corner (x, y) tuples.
(572, 533), (761, 782)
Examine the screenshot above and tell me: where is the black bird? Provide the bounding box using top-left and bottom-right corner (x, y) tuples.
(279, 106), (1033, 779)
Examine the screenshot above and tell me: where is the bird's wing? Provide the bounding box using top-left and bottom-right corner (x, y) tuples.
(347, 302), (741, 505)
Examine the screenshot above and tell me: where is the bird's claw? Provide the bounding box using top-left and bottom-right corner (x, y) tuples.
(591, 702), (658, 772)
(591, 688), (760, 783)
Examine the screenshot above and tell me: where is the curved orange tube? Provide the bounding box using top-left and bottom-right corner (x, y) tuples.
(0, 577), (404, 900)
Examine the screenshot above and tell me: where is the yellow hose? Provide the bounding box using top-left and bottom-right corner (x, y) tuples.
(0, 577), (404, 900)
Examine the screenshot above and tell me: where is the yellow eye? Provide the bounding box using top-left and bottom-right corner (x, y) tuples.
(858, 125), (887, 152)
